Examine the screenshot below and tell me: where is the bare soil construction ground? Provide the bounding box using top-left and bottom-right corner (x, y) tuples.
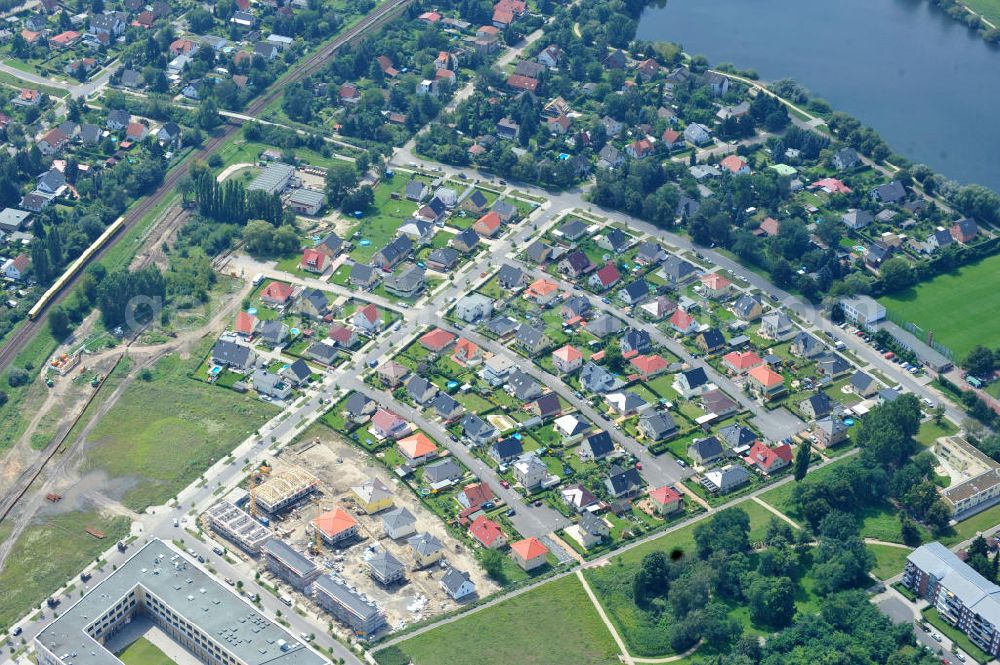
(257, 424), (497, 634)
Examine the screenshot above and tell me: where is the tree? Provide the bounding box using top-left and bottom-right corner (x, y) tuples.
(794, 441), (811, 481)
(879, 256), (916, 293)
(963, 345), (996, 378)
(49, 306), (70, 340)
(325, 163), (360, 202)
(633, 551), (672, 606)
(196, 98), (221, 132)
(924, 500), (952, 535)
(746, 574), (795, 628)
(694, 508), (751, 559)
(477, 548), (505, 582)
(603, 343), (624, 372)
(7, 367), (29, 387)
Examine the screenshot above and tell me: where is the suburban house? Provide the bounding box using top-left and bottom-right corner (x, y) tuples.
(744, 441), (793, 475)
(552, 344), (584, 374)
(638, 411), (677, 442)
(511, 537), (549, 571)
(469, 515), (506, 549)
(673, 367), (710, 398)
(746, 365), (786, 400)
(370, 408), (408, 440)
(397, 432), (438, 465)
(605, 464), (644, 498)
(688, 436), (725, 466)
(649, 486), (683, 516)
(579, 431), (614, 461)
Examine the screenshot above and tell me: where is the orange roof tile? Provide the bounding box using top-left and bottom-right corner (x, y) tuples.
(313, 508), (358, 537)
(398, 432), (437, 459)
(511, 536), (548, 559)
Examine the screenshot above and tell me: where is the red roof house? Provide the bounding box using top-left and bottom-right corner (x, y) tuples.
(299, 248), (326, 273)
(630, 354), (669, 379)
(260, 281), (294, 306)
(473, 210), (502, 237)
(589, 263), (621, 291)
(649, 485), (683, 515)
(469, 515), (506, 549)
(744, 441), (792, 475)
(510, 537), (549, 570)
(420, 328), (457, 352)
(722, 350), (763, 374)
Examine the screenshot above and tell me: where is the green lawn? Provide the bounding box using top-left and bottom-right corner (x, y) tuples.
(867, 543), (913, 580)
(940, 502), (1000, 546)
(81, 343), (278, 511)
(381, 575), (619, 665)
(922, 607), (991, 664)
(879, 253), (1000, 359)
(347, 177), (423, 262)
(0, 510), (130, 632)
(963, 0), (1000, 24)
(116, 637), (177, 665)
(758, 458), (925, 544)
(915, 419), (959, 447)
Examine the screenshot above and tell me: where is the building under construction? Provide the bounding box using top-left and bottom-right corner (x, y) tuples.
(254, 468), (320, 515)
(205, 500), (272, 554)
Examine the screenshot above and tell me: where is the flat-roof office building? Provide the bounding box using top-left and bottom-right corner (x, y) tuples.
(34, 539), (328, 665)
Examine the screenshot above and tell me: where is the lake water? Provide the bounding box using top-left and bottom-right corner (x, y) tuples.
(637, 0), (1000, 192)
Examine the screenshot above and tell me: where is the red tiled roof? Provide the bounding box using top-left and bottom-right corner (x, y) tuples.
(630, 354), (668, 376)
(719, 155), (748, 173)
(235, 311), (257, 335)
(474, 210), (502, 235)
(553, 344), (582, 363)
(506, 74), (539, 93)
(420, 328), (457, 351)
(748, 364), (784, 388)
(372, 407), (403, 432)
(670, 308), (695, 330)
(594, 263), (620, 287)
(745, 441), (792, 471)
(469, 515), (504, 547)
(511, 536), (548, 560)
(313, 508), (357, 537)
(300, 247), (326, 270)
(398, 432), (437, 459)
(722, 350), (762, 371)
(261, 281), (293, 302)
(700, 272), (732, 290)
(650, 485), (682, 505)
(357, 303), (378, 324)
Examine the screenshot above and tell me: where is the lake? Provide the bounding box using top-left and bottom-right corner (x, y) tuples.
(637, 0), (1000, 192)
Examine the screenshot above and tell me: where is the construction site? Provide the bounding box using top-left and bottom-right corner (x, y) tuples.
(202, 424), (497, 639)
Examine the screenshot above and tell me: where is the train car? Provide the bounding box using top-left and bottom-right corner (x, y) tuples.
(28, 216), (126, 320)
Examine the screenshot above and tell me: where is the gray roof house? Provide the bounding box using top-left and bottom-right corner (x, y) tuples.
(491, 437), (523, 464)
(431, 393), (464, 422)
(580, 362), (624, 394)
(871, 181), (906, 204)
(440, 568), (476, 601)
(461, 413), (497, 444)
(587, 313), (624, 338)
(406, 375), (438, 405)
(211, 339), (255, 369)
(719, 424), (756, 450)
(688, 436), (725, 465)
(638, 411), (677, 442)
(842, 209), (873, 230)
(579, 431), (614, 461)
(497, 263), (525, 290)
(507, 369), (543, 401)
(515, 324), (548, 355)
(367, 550), (405, 586)
(605, 464), (644, 498)
(424, 458), (463, 486)
(382, 508), (417, 539)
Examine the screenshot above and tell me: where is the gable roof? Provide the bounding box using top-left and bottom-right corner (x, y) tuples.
(511, 537), (548, 560)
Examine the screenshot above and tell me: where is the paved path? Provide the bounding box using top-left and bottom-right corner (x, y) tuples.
(752, 495), (801, 530)
(575, 569), (636, 664)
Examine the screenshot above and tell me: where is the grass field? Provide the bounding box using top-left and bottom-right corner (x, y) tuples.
(867, 543), (913, 580)
(81, 343), (278, 511)
(880, 253), (1000, 359)
(758, 458), (929, 544)
(923, 607), (991, 664)
(381, 575), (619, 665)
(962, 0), (1000, 24)
(116, 637), (177, 665)
(0, 510), (130, 632)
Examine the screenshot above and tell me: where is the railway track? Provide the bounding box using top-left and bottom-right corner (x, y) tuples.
(0, 0), (412, 374)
